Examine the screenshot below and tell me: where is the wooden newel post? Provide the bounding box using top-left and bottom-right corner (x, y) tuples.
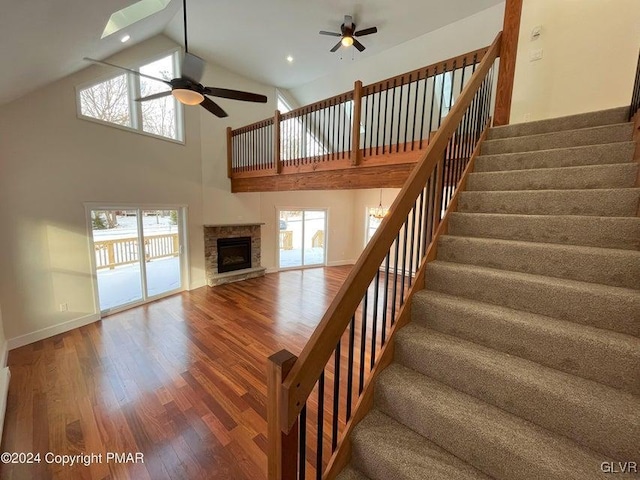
(494, 0), (523, 126)
(351, 81), (363, 166)
(268, 350), (298, 480)
(274, 110), (282, 174)
(226, 127), (233, 179)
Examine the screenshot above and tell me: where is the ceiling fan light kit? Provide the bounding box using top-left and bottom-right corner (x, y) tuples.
(172, 88), (204, 105)
(320, 15), (378, 53)
(85, 0), (267, 118)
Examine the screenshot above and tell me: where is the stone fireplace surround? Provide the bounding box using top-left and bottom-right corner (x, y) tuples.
(204, 223), (266, 286)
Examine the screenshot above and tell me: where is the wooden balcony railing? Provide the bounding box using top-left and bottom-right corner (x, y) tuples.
(267, 32), (502, 480)
(94, 233), (179, 270)
(227, 46), (490, 187)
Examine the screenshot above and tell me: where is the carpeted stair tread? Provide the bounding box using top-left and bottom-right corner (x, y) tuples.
(448, 212), (640, 250)
(458, 188), (640, 216)
(475, 142), (636, 172)
(437, 235), (640, 289)
(336, 466), (372, 480)
(395, 325), (640, 459)
(487, 107), (629, 139)
(376, 364), (624, 480)
(349, 410), (493, 480)
(411, 290), (640, 395)
(466, 163), (637, 191)
(425, 261), (640, 336)
(481, 123), (634, 155)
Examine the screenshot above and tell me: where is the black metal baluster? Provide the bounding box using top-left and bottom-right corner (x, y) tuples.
(419, 72), (429, 149)
(408, 203), (417, 287)
(381, 252), (391, 345)
(316, 371), (325, 480)
(375, 86), (382, 155)
(299, 403), (306, 480)
(359, 292), (368, 394)
(411, 74), (419, 149)
(362, 92), (369, 157)
(331, 341), (341, 452)
(391, 234), (400, 324)
(414, 190), (425, 281)
(382, 81), (390, 153)
(437, 63), (447, 128)
(428, 69), (437, 140)
(396, 77), (404, 152)
(346, 316), (355, 421)
(400, 215), (409, 302)
(390, 79), (397, 153)
(370, 271), (380, 371)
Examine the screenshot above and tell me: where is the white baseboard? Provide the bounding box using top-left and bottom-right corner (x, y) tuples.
(189, 279), (207, 290)
(0, 340), (7, 369)
(327, 260), (357, 267)
(0, 366), (10, 443)
(7, 313), (101, 350)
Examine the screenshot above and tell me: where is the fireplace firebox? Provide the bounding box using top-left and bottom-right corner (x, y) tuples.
(217, 237), (251, 273)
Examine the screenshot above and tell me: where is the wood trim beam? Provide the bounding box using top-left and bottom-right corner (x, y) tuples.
(494, 0), (523, 126)
(231, 163), (416, 192)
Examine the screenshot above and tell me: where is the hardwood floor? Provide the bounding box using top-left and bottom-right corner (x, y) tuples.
(0, 266), (355, 480)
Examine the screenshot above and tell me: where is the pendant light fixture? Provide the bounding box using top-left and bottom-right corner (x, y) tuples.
(370, 189), (389, 220)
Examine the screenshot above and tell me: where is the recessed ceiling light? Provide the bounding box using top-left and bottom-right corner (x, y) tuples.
(286, 56), (294, 63)
(120, 34), (131, 43)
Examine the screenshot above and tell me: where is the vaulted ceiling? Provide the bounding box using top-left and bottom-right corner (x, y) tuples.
(0, 0), (503, 106)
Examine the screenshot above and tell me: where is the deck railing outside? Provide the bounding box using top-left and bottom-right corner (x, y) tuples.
(94, 233), (179, 270)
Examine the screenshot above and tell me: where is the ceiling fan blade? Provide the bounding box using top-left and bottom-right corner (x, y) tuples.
(330, 40), (342, 53)
(355, 26), (378, 37)
(135, 91), (172, 102)
(344, 15), (353, 29)
(200, 97), (228, 117)
(319, 30), (341, 37)
(203, 87), (267, 103)
(353, 39), (366, 52)
(182, 52), (205, 83)
(84, 58), (172, 86)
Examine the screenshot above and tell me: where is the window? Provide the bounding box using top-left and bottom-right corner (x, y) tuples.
(366, 208), (384, 244)
(277, 90), (328, 160)
(78, 51), (182, 142)
(435, 71), (454, 117)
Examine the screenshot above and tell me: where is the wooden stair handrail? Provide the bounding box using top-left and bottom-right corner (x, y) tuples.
(280, 32), (503, 431)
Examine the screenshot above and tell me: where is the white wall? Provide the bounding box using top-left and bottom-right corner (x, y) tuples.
(290, 4), (505, 105)
(511, 0), (640, 123)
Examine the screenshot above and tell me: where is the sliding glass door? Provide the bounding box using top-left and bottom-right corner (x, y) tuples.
(90, 208), (184, 314)
(278, 209), (327, 269)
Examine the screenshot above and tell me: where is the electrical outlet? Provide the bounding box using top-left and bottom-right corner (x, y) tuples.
(59, 303), (68, 312)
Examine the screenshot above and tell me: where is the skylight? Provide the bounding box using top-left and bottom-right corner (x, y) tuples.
(101, 0), (171, 39)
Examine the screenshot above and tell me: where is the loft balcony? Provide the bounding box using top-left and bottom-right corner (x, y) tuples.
(226, 46), (490, 192)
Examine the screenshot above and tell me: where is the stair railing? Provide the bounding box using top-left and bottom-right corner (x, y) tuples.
(630, 47), (640, 121)
(268, 32), (502, 480)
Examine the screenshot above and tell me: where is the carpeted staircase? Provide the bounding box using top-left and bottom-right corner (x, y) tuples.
(338, 108), (640, 480)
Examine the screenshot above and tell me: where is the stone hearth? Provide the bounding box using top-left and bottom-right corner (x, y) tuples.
(204, 223), (265, 286)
